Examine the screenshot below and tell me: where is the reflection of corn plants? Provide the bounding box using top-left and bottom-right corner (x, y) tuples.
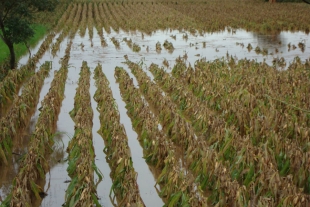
(115, 67), (207, 206)
(93, 64), (145, 206)
(0, 62), (51, 165)
(4, 41), (72, 206)
(64, 61), (102, 206)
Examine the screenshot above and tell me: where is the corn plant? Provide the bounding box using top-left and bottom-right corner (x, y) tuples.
(93, 64), (145, 206)
(2, 41), (72, 207)
(79, 3), (88, 37)
(93, 2), (108, 47)
(64, 61), (102, 207)
(0, 62), (51, 165)
(115, 66), (207, 206)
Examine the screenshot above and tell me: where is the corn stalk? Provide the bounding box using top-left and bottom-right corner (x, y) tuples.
(93, 64), (145, 207)
(3, 40), (72, 207)
(64, 61), (102, 207)
(0, 62), (51, 165)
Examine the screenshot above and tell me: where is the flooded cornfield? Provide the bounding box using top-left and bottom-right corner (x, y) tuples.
(0, 1), (310, 207)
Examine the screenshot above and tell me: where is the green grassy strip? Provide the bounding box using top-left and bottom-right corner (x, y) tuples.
(0, 24), (48, 65)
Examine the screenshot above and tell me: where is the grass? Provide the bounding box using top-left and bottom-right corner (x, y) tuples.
(0, 24), (48, 64)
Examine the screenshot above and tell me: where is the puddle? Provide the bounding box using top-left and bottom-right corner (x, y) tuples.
(1, 26), (310, 206)
(99, 28), (310, 69)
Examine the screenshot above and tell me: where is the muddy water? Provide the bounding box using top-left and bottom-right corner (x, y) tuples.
(104, 28), (309, 69)
(1, 27), (309, 206)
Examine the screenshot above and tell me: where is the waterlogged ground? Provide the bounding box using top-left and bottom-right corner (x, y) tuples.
(0, 28), (309, 206)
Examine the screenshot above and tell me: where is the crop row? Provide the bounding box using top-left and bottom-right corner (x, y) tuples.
(87, 3), (94, 41)
(123, 59), (248, 206)
(0, 31), (58, 115)
(0, 62), (51, 165)
(93, 64), (145, 206)
(126, 58), (309, 206)
(79, 3), (88, 37)
(93, 3), (108, 46)
(57, 2), (199, 36)
(51, 3), (81, 56)
(115, 66), (207, 206)
(2, 40), (72, 206)
(169, 58), (310, 194)
(149, 60), (309, 206)
(64, 61), (101, 206)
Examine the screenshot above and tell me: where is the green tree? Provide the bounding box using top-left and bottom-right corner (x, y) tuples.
(0, 0), (58, 69)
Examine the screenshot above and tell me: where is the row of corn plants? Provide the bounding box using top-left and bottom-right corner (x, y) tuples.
(97, 3), (111, 34)
(111, 4), (133, 32)
(167, 0), (310, 33)
(79, 3), (88, 37)
(115, 66), (208, 206)
(64, 61), (102, 206)
(87, 3), (94, 41)
(51, 4), (78, 56)
(149, 59), (309, 206)
(54, 4), (74, 33)
(0, 24), (62, 115)
(69, 4), (83, 39)
(171, 57), (310, 195)
(0, 62), (51, 165)
(2, 40), (72, 206)
(127, 58), (310, 206)
(93, 64), (145, 206)
(107, 3), (129, 33)
(102, 3), (119, 32)
(124, 59), (250, 206)
(70, 0), (310, 34)
(93, 3), (108, 46)
(123, 38), (141, 52)
(66, 1), (196, 36)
